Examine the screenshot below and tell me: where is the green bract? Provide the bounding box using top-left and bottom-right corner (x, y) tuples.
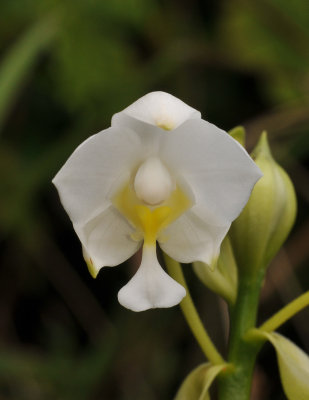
(258, 331), (309, 400)
(229, 131), (297, 272)
(175, 363), (226, 400)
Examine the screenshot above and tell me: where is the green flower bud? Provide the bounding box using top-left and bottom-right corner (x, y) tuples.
(228, 126), (245, 147)
(229, 131), (297, 272)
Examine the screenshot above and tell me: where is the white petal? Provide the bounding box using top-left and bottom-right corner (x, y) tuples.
(159, 209), (229, 266)
(261, 332), (309, 400)
(193, 236), (237, 304)
(52, 126), (142, 226)
(112, 91), (201, 131)
(118, 244), (186, 311)
(76, 206), (141, 277)
(161, 119), (262, 226)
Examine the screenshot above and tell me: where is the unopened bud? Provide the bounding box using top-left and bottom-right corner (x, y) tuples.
(229, 131), (297, 272)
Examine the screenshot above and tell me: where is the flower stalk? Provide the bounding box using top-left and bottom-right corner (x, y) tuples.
(259, 290), (309, 333)
(164, 253), (225, 365)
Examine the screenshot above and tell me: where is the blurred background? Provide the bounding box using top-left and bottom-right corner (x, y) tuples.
(0, 0), (308, 399)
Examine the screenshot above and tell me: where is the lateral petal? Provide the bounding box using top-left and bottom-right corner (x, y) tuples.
(76, 206), (141, 277)
(159, 209), (229, 266)
(118, 244), (186, 311)
(162, 118), (262, 226)
(52, 126), (142, 226)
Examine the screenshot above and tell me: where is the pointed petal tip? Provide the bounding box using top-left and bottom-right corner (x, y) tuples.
(197, 251), (219, 271)
(209, 254), (219, 271)
(82, 246), (100, 278)
(51, 173), (60, 189)
(86, 259), (99, 279)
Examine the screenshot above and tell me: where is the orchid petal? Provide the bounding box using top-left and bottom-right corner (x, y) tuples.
(76, 206), (141, 277)
(193, 236), (237, 304)
(112, 91), (201, 131)
(112, 112), (165, 152)
(162, 118), (262, 226)
(159, 209), (229, 266)
(52, 126), (142, 226)
(118, 244), (186, 312)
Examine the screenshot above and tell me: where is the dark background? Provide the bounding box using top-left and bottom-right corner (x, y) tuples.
(0, 0), (309, 399)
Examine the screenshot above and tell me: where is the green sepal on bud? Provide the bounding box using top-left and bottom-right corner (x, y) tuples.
(229, 131), (297, 272)
(193, 237), (237, 304)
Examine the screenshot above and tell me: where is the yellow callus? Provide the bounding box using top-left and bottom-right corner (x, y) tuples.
(113, 181), (192, 245)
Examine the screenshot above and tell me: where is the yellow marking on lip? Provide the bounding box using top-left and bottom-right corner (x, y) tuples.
(113, 180), (192, 245)
(157, 122), (173, 131)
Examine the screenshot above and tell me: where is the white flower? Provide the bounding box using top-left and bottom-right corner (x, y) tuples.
(52, 92), (262, 312)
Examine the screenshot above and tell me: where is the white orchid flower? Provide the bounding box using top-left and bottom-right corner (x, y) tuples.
(52, 92), (262, 312)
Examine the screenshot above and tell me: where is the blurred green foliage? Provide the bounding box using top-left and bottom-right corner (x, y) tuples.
(0, 0), (309, 399)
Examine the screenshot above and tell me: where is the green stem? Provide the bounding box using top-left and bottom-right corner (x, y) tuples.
(164, 253), (225, 365)
(260, 290), (309, 332)
(218, 269), (265, 400)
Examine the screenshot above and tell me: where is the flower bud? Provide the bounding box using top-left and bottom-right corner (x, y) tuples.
(228, 126), (245, 147)
(229, 131), (297, 272)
